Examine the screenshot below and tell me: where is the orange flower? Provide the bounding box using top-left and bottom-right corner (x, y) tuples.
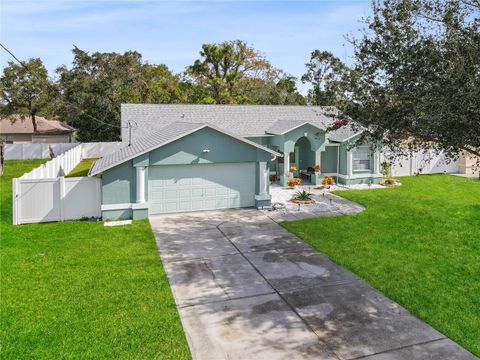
(290, 165), (297, 172)
(322, 176), (335, 186)
(314, 164), (321, 173)
(287, 178), (302, 187)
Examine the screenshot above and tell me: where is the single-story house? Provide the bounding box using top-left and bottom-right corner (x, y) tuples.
(89, 104), (382, 220)
(0, 115), (76, 144)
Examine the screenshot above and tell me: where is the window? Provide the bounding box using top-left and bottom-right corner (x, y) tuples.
(0, 135), (14, 144)
(353, 147), (371, 171)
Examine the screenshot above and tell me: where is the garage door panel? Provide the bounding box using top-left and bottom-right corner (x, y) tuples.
(148, 163), (256, 214)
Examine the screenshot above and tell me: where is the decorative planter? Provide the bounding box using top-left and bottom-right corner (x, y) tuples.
(290, 198), (316, 204)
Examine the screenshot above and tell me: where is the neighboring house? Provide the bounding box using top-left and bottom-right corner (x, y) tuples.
(89, 104), (382, 220)
(0, 115), (76, 144)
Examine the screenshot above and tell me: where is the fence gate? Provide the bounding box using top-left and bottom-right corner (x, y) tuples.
(13, 177), (101, 225)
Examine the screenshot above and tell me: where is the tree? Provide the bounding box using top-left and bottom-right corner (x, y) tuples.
(57, 47), (184, 141)
(345, 0), (480, 159)
(301, 50), (350, 107)
(0, 58), (54, 132)
(186, 40), (277, 104)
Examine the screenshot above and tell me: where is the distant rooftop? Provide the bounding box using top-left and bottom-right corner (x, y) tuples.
(0, 115), (76, 135)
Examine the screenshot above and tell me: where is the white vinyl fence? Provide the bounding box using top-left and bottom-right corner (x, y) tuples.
(383, 150), (459, 176)
(12, 144), (101, 225)
(13, 177), (101, 224)
(5, 143), (78, 160)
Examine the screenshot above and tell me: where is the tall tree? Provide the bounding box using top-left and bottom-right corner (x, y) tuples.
(0, 58), (54, 132)
(186, 40), (277, 104)
(57, 47), (184, 141)
(346, 0), (480, 158)
(301, 50), (350, 107)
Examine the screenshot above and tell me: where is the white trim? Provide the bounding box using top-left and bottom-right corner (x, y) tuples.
(338, 131), (363, 143)
(338, 173), (383, 180)
(255, 194), (272, 201)
(101, 203), (149, 211)
(90, 123), (282, 176)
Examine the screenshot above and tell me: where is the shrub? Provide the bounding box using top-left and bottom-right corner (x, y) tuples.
(293, 190), (313, 201)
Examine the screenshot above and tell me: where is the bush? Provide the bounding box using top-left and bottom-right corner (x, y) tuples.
(293, 190), (313, 201)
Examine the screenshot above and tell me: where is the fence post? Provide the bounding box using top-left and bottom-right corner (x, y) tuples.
(59, 177), (65, 222)
(12, 178), (20, 225)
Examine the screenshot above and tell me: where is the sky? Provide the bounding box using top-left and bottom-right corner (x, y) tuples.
(0, 0), (372, 93)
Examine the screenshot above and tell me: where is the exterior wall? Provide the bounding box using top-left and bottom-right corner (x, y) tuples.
(102, 160), (136, 205)
(321, 146), (338, 174)
(246, 136), (271, 147)
(32, 134), (74, 143)
(149, 127), (272, 165)
(336, 137), (382, 185)
(100, 128), (274, 220)
(3, 133), (33, 143)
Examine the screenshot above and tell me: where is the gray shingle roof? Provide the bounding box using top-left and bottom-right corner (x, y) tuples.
(266, 120), (315, 135)
(90, 121), (281, 176)
(327, 126), (360, 142)
(121, 104), (344, 141)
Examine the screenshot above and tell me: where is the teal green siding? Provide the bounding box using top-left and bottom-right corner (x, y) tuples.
(270, 123), (325, 153)
(321, 146), (338, 173)
(133, 208), (149, 220)
(148, 127), (272, 165)
(339, 143), (348, 175)
(102, 161), (136, 204)
(246, 136), (271, 146)
(296, 137), (315, 169)
(102, 209), (132, 220)
(133, 153), (149, 167)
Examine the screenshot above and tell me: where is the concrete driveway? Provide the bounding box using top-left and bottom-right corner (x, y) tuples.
(149, 209), (477, 360)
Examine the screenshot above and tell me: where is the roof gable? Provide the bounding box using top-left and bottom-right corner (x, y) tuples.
(90, 121), (281, 176)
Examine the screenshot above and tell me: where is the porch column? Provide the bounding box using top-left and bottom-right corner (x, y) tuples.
(347, 150), (353, 177)
(284, 152), (290, 178)
(374, 151), (380, 174)
(259, 161), (268, 195)
(312, 150), (322, 185)
(136, 166), (146, 204)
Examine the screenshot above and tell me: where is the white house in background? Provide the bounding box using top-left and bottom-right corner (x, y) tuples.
(0, 115), (76, 144)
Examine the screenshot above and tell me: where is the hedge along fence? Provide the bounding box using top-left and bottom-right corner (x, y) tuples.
(12, 145), (102, 225)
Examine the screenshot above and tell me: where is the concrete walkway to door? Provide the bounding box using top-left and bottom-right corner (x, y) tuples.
(149, 210), (477, 360)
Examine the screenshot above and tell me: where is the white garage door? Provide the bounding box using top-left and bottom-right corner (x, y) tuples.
(148, 162), (256, 214)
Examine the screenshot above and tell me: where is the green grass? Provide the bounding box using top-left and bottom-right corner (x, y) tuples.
(66, 158), (96, 177)
(283, 175), (480, 356)
(0, 160), (190, 359)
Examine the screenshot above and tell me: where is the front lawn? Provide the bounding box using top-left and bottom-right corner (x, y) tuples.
(0, 160), (190, 359)
(283, 175), (480, 356)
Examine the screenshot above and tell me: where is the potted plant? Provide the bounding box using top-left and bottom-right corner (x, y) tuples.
(321, 175), (335, 189)
(287, 178), (302, 189)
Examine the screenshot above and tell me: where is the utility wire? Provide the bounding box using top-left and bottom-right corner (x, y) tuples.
(0, 42), (126, 131)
